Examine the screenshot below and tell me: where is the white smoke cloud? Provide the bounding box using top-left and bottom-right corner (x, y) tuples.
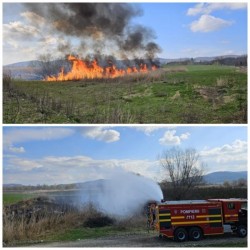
(3, 21), (40, 38)
(77, 170), (163, 217)
(20, 11), (46, 27)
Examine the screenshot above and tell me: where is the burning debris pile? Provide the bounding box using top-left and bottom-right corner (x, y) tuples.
(23, 3), (161, 81)
(3, 196), (75, 222)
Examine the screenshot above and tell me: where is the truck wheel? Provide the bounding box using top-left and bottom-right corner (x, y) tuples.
(174, 228), (188, 242)
(237, 225), (247, 238)
(189, 227), (202, 241)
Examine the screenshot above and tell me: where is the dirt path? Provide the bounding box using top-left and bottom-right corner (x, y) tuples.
(27, 231), (246, 247)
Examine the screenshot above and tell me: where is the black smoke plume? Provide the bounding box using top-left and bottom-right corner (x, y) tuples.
(24, 3), (161, 62)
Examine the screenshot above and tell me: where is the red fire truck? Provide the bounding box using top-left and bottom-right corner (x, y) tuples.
(151, 198), (247, 241)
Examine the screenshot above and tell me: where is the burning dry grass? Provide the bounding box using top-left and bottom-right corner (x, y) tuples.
(45, 55), (159, 82)
(47, 68), (166, 85)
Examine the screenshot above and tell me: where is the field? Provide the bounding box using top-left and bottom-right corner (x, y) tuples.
(3, 65), (247, 124)
(3, 192), (36, 205)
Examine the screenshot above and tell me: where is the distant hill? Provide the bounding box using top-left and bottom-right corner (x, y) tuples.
(3, 183), (24, 188)
(3, 171), (247, 190)
(204, 171), (247, 184)
(3, 60), (43, 80)
(4, 60), (40, 68)
(75, 179), (107, 189)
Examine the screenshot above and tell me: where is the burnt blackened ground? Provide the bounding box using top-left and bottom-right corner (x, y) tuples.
(3, 196), (76, 222)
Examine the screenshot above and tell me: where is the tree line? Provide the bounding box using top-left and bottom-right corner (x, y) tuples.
(166, 55), (247, 66)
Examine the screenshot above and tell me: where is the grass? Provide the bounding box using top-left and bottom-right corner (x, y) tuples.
(3, 65), (247, 123)
(50, 226), (116, 241)
(46, 225), (141, 242)
(3, 193), (37, 205)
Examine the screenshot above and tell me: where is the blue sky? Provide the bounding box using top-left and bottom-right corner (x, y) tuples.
(3, 126), (247, 185)
(2, 2), (247, 65)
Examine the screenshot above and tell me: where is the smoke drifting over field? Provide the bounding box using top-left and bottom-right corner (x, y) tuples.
(77, 171), (163, 217)
(23, 3), (161, 60)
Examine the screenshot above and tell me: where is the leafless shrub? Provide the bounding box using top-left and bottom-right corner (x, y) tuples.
(51, 98), (63, 112)
(216, 77), (229, 87)
(114, 214), (146, 231)
(179, 104), (203, 123)
(103, 103), (134, 123)
(3, 71), (12, 91)
(170, 90), (181, 100)
(3, 71), (21, 123)
(84, 214), (114, 228)
(196, 87), (224, 109)
(64, 100), (76, 117)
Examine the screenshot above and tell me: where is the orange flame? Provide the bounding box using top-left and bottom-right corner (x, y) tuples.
(46, 55), (157, 81)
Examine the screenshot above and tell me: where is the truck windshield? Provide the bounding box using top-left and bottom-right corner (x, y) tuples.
(241, 202), (247, 210)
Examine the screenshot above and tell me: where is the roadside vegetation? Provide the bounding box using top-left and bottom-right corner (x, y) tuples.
(3, 181), (247, 246)
(3, 65), (247, 124)
(3, 200), (146, 246)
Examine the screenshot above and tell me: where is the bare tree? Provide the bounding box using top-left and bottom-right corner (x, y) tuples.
(160, 147), (204, 200)
(36, 53), (68, 78)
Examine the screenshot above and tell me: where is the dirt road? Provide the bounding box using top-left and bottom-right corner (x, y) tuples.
(27, 231), (246, 247)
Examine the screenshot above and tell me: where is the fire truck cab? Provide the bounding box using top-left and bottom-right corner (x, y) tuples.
(155, 198), (247, 242)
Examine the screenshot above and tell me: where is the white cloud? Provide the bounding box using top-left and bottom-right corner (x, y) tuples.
(6, 158), (43, 172)
(3, 14), (65, 64)
(3, 128), (75, 152)
(220, 40), (230, 44)
(80, 127), (120, 143)
(187, 3), (247, 16)
(190, 15), (233, 33)
(5, 128), (74, 145)
(135, 126), (173, 136)
(200, 140), (247, 173)
(159, 130), (190, 145)
(8, 146), (25, 154)
(4, 155), (163, 185)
